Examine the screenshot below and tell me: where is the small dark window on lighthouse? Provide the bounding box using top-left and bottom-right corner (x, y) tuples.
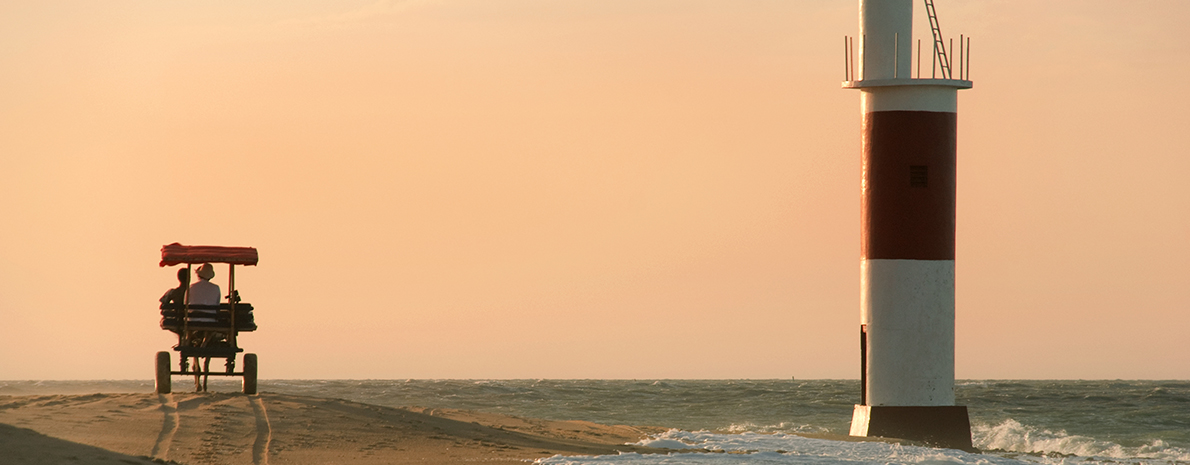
(910, 165), (928, 188)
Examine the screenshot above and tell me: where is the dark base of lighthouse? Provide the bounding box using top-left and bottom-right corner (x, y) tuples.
(850, 405), (974, 452)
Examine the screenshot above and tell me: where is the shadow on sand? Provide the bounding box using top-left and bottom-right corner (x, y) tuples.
(0, 422), (178, 465)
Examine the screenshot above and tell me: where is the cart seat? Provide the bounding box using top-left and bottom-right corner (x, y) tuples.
(160, 303), (257, 332)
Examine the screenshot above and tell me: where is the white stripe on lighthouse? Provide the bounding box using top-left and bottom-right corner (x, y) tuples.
(861, 259), (955, 406)
(862, 86), (957, 113)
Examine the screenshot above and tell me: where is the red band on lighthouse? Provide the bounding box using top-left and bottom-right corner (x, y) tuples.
(861, 110), (957, 261)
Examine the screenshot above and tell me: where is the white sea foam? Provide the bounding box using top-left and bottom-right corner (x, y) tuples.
(974, 419), (1190, 462)
(633, 432), (701, 450)
(539, 427), (1190, 465)
(724, 422), (830, 434)
(541, 430), (1027, 465)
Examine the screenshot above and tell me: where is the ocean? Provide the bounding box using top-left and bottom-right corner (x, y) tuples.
(2, 379), (1186, 464)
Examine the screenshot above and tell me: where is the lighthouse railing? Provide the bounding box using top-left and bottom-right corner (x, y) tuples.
(842, 34), (971, 86)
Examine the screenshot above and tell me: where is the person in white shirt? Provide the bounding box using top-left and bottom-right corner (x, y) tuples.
(187, 263), (221, 306)
(185, 263), (226, 349)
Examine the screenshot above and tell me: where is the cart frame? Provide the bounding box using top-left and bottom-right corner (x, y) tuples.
(155, 243), (260, 394)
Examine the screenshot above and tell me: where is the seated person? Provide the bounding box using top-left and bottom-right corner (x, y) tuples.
(159, 268), (189, 307)
(188, 263), (227, 347)
(187, 263), (221, 306)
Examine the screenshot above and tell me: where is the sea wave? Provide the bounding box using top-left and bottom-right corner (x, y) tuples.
(974, 419), (1190, 462)
(545, 429), (1023, 465)
(544, 427), (1190, 465)
(723, 422), (830, 435)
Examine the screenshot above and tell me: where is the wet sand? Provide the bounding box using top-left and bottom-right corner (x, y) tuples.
(0, 392), (671, 464)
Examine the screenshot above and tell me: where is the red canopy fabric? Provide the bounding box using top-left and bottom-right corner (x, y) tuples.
(160, 243), (259, 267)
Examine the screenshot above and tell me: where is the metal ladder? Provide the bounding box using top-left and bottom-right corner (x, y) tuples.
(924, 0), (952, 79)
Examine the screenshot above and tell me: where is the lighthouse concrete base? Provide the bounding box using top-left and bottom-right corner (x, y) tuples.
(849, 405), (974, 451)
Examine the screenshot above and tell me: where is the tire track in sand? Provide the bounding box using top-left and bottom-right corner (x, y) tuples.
(151, 393), (179, 460)
(247, 395), (272, 465)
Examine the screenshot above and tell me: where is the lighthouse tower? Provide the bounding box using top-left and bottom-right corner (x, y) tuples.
(842, 0), (973, 451)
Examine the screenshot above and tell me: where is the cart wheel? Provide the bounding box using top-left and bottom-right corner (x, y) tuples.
(155, 351), (171, 394)
(243, 353), (258, 395)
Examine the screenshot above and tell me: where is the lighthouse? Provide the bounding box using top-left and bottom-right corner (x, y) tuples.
(842, 0), (973, 451)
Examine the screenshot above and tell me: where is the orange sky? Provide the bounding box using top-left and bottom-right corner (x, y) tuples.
(1, 0), (1187, 380)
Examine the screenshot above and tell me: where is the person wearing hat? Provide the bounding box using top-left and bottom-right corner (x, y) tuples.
(187, 263), (221, 306)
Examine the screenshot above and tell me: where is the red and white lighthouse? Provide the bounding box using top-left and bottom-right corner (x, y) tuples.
(843, 0), (973, 451)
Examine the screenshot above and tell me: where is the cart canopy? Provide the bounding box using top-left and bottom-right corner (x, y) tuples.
(160, 243), (259, 267)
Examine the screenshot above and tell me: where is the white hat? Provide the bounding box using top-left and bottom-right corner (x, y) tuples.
(196, 263), (215, 280)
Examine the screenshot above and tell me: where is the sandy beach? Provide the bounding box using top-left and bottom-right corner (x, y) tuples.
(0, 392), (672, 464)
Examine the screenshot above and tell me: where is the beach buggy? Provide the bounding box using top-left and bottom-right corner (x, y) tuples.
(155, 243), (260, 394)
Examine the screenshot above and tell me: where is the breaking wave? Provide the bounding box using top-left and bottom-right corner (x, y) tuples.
(975, 419), (1190, 462)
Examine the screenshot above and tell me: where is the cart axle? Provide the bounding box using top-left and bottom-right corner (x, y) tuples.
(170, 371), (247, 377)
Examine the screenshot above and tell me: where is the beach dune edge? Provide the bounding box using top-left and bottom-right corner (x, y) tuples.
(0, 392), (675, 464)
